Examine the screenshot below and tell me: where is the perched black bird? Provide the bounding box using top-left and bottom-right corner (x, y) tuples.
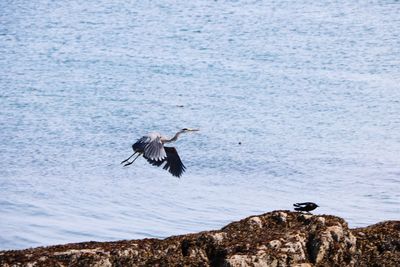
(293, 202), (319, 213)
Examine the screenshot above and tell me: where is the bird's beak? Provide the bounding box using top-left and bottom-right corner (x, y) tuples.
(186, 128), (199, 132)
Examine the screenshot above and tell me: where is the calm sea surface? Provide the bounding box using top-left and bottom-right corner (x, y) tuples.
(1, 0), (400, 250)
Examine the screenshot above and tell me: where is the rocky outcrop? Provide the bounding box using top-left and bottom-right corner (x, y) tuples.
(1, 211), (399, 266)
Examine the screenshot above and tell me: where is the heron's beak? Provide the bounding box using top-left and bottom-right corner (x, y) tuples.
(187, 128), (199, 131)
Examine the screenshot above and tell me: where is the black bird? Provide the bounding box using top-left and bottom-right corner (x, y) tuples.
(293, 202), (319, 213)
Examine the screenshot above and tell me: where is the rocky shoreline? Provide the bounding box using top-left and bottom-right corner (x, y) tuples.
(1, 211), (399, 266)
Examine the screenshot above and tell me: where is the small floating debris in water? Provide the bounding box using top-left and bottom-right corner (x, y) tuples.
(238, 142), (242, 145)
(176, 105), (184, 108)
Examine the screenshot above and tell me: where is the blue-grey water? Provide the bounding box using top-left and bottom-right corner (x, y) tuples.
(1, 0), (400, 250)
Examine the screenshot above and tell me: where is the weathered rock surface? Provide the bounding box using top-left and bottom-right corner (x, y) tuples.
(1, 211), (399, 266)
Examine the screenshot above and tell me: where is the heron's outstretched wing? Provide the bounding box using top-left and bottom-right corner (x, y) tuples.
(132, 136), (150, 151)
(163, 147), (186, 178)
(133, 133), (167, 161)
(144, 157), (164, 167)
(144, 147), (186, 177)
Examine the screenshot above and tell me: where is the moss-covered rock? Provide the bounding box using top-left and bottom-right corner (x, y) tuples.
(1, 211), (399, 266)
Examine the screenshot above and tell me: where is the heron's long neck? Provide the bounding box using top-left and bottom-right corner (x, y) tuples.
(163, 131), (183, 143)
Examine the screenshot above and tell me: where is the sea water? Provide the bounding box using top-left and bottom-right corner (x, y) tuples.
(1, 0), (399, 250)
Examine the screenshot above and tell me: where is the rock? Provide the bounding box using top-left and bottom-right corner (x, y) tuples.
(248, 216), (263, 228)
(1, 211), (399, 266)
(268, 240), (281, 249)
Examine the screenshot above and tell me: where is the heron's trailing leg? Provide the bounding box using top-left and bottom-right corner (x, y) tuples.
(121, 152), (137, 164)
(123, 153), (141, 167)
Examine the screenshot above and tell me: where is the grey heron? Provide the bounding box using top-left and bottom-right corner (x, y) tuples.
(121, 128), (199, 178)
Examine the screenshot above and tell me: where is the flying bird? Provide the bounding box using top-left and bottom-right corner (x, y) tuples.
(293, 202), (319, 213)
(121, 128), (199, 178)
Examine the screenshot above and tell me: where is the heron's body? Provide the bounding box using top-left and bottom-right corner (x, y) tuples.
(293, 202), (319, 213)
(121, 128), (198, 178)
